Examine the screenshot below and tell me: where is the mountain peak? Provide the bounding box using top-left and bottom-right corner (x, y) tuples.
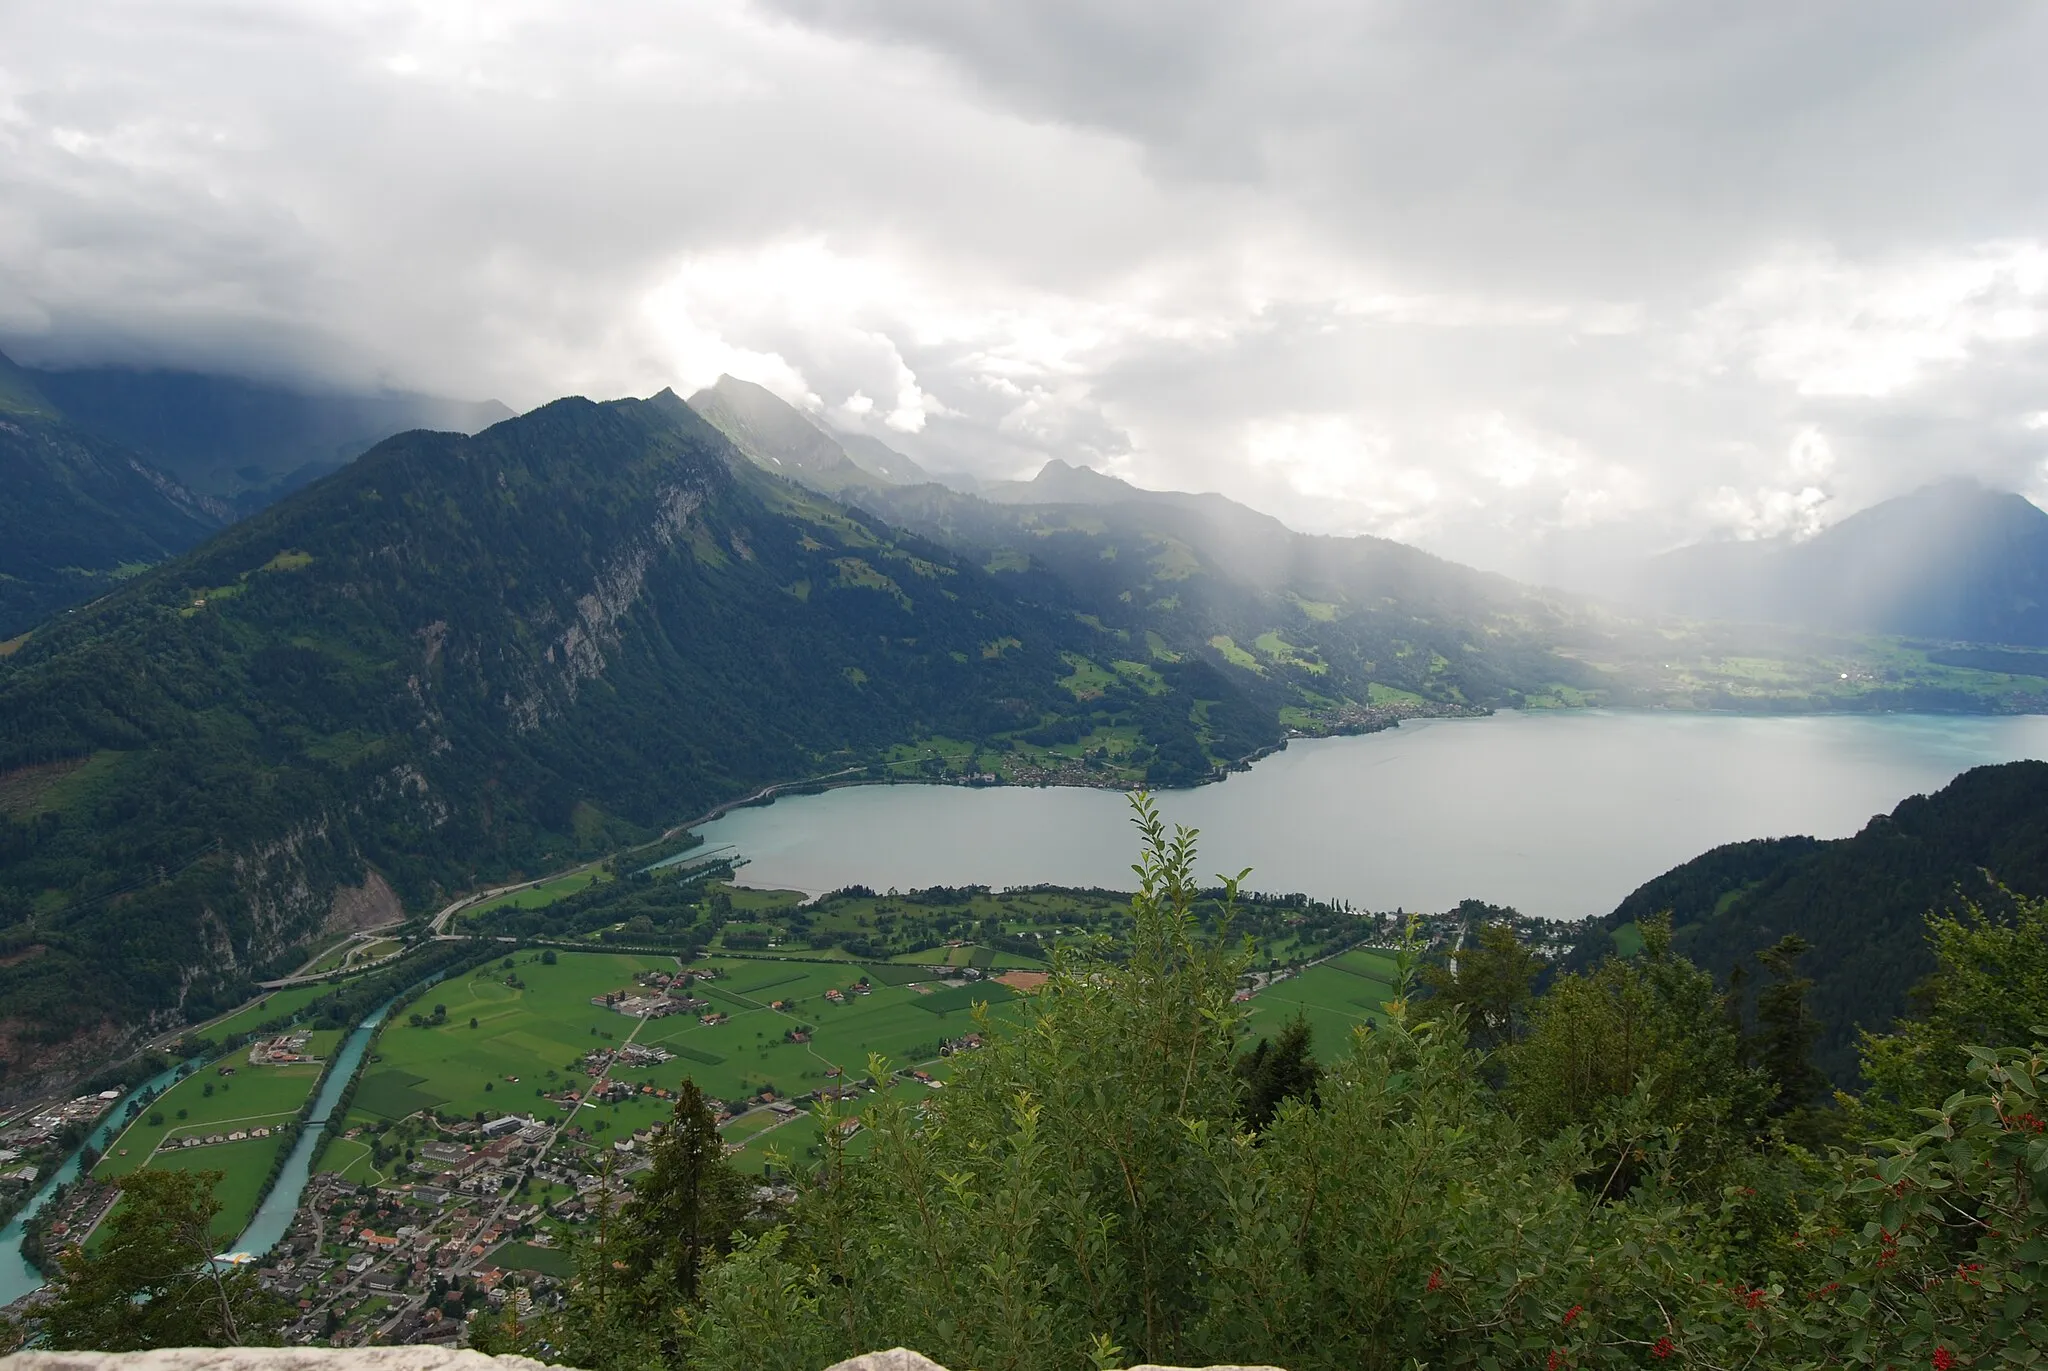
(1639, 482), (2048, 644)
(687, 375), (895, 492)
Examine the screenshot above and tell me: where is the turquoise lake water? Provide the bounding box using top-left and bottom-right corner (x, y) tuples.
(691, 711), (2048, 919)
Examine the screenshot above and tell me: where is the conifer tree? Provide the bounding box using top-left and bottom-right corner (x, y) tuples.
(1753, 933), (1828, 1118)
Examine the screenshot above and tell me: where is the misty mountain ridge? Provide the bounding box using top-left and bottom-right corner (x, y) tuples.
(1636, 479), (2048, 646)
(0, 346), (516, 635)
(15, 355), (512, 509)
(687, 374), (934, 492)
(0, 351), (230, 637)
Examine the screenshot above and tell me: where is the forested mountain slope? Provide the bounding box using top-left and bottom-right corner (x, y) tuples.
(0, 353), (229, 637)
(0, 390), (1348, 1086)
(1569, 760), (2048, 1082)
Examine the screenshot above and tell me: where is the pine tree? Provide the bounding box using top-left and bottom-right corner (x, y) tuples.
(618, 1079), (753, 1303)
(1235, 1013), (1320, 1131)
(1754, 934), (1828, 1118)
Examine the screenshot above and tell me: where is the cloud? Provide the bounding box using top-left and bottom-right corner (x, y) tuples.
(4, 0), (2048, 583)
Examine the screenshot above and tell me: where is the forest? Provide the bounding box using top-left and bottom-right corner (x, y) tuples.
(1570, 759), (2048, 1082)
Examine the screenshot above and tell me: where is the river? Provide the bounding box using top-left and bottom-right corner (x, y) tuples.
(224, 998), (394, 1261)
(0, 1059), (193, 1309)
(1, 994), (405, 1309)
(691, 710), (2048, 919)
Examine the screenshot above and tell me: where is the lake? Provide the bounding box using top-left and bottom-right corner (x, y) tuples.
(692, 711), (2048, 919)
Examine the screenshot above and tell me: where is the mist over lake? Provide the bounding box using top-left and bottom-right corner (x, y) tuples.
(693, 710), (2048, 919)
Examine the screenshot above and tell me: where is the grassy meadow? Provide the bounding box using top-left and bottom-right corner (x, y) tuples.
(198, 983), (333, 1041)
(1242, 947), (1399, 1055)
(93, 1033), (340, 1240)
(310, 931), (1395, 1181)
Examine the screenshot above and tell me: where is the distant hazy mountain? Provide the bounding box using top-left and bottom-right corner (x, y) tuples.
(0, 351), (228, 637)
(1637, 481), (2048, 645)
(982, 457), (1141, 505)
(22, 360), (513, 509)
(687, 374), (932, 492)
(836, 429), (934, 486)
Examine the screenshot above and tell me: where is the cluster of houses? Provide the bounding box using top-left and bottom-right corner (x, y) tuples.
(588, 991), (691, 1019)
(162, 1124), (277, 1151)
(591, 968), (727, 1021)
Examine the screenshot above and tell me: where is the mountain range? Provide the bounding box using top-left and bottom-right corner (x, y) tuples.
(4, 365), (2048, 1096)
(0, 348), (508, 637)
(0, 386), (1636, 1091)
(1632, 480), (2048, 646)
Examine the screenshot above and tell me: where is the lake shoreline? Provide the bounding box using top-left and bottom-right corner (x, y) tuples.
(682, 710), (2048, 918)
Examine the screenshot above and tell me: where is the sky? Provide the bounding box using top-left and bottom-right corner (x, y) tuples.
(4, 0), (2048, 585)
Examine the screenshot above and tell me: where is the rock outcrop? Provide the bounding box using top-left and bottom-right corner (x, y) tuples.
(5, 1351), (1283, 1371)
(2, 1352), (548, 1371)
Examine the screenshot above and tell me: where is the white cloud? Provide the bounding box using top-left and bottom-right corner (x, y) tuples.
(5, 1), (2048, 583)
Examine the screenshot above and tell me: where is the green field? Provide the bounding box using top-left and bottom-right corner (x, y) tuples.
(94, 1034), (339, 1242)
(99, 1034), (338, 1183)
(318, 1135), (385, 1186)
(309, 950), (1026, 1179)
(466, 868), (609, 917)
(199, 984), (333, 1041)
(145, 1135), (285, 1242)
(342, 952), (679, 1133)
(492, 1240), (575, 1276)
(634, 958), (1015, 1104)
(296, 936), (1391, 1194)
(1242, 948), (1398, 1057)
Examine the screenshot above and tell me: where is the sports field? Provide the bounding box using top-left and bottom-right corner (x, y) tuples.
(492, 1240), (575, 1277)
